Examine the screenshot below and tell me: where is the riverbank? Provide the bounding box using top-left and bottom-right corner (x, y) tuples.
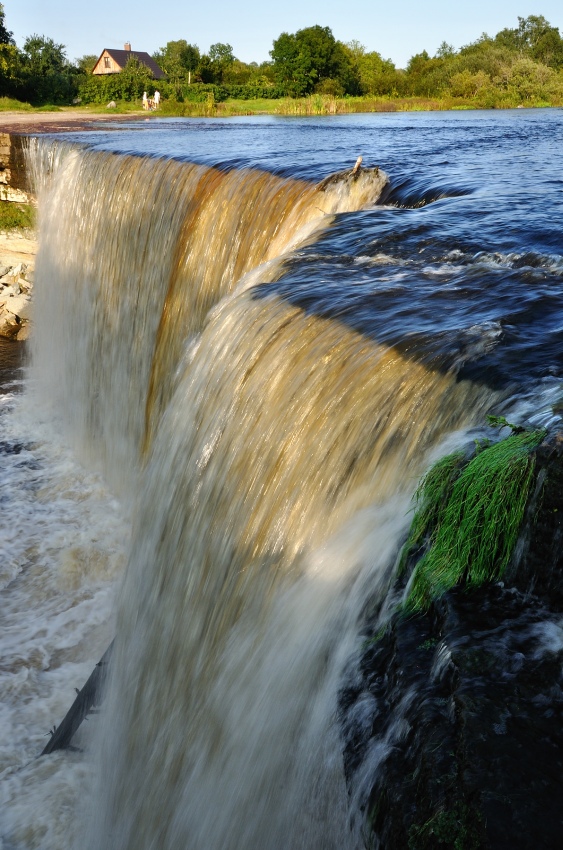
(0, 96), (560, 129)
(161, 94), (561, 117)
(0, 109), (147, 134)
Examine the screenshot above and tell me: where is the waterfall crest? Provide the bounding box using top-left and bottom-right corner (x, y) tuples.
(26, 142), (495, 850)
(28, 142), (389, 476)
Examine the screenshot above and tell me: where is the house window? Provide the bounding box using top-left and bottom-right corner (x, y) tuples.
(104, 56), (111, 68)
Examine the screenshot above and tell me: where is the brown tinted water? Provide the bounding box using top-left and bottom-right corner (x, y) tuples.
(0, 338), (25, 393)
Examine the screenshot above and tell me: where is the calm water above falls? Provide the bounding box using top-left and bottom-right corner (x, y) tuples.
(71, 108), (563, 390)
(1, 111), (562, 850)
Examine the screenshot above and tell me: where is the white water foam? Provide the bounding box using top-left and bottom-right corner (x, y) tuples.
(0, 385), (129, 850)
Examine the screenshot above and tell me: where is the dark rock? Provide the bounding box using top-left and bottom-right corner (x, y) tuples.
(341, 434), (563, 849)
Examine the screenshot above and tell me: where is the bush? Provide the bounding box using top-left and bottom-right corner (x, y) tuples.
(314, 77), (345, 96)
(0, 202), (35, 230)
(78, 57), (158, 104)
(0, 96), (33, 111)
(159, 82), (284, 103)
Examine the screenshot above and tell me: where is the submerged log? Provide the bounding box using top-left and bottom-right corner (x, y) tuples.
(41, 641), (113, 755)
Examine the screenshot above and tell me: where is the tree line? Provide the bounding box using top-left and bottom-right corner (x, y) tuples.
(2, 3), (563, 108)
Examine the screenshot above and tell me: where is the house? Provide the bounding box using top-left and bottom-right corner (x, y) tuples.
(92, 43), (165, 79)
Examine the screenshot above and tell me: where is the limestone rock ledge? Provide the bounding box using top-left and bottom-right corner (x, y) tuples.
(0, 233), (37, 340)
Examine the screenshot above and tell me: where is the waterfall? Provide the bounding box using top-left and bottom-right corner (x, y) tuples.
(26, 141), (495, 849)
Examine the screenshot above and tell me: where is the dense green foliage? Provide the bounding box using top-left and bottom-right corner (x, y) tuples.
(1, 4), (82, 103)
(151, 39), (200, 99)
(270, 25), (359, 96)
(1, 3), (563, 108)
(0, 200), (35, 230)
(401, 422), (546, 612)
(0, 2), (13, 46)
(78, 56), (159, 104)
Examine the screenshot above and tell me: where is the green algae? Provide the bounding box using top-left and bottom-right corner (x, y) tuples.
(402, 424), (546, 612)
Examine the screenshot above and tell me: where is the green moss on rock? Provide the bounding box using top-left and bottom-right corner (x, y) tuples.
(402, 425), (546, 612)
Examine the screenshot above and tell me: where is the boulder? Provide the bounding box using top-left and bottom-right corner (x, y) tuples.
(0, 307), (22, 338)
(340, 432), (563, 849)
(10, 262), (26, 279)
(0, 284), (20, 301)
(3, 293), (31, 321)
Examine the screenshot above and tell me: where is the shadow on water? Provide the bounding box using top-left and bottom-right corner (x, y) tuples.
(39, 110), (563, 398)
(52, 110), (563, 399)
(0, 339), (26, 394)
(253, 192), (563, 394)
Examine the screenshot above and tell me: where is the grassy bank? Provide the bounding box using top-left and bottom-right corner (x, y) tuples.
(0, 97), (68, 113)
(0, 202), (35, 231)
(156, 93), (563, 116)
(2, 94), (562, 120)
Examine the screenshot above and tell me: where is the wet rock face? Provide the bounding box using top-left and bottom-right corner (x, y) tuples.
(0, 134), (32, 203)
(0, 259), (34, 340)
(341, 436), (563, 850)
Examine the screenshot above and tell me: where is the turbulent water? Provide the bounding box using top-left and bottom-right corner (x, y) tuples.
(1, 110), (563, 849)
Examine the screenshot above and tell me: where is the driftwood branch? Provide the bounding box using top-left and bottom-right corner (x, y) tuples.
(317, 157), (381, 192)
(352, 155), (363, 175)
(40, 641), (114, 755)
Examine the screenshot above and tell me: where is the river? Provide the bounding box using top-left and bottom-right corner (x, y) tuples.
(1, 109), (562, 849)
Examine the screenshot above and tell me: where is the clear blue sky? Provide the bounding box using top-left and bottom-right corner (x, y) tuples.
(6, 1), (563, 69)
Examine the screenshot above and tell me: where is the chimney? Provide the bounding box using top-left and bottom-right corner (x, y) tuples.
(124, 42), (131, 52)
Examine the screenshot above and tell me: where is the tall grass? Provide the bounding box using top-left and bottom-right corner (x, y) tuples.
(0, 202), (35, 231)
(3, 93), (562, 120)
(157, 98), (218, 117)
(0, 96), (34, 112)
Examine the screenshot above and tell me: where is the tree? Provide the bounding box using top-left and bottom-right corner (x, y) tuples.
(208, 42), (234, 64)
(222, 59), (253, 85)
(494, 55), (558, 102)
(449, 68), (489, 98)
(436, 42), (455, 58)
(515, 15), (556, 52)
(404, 50), (454, 97)
(346, 42), (401, 96)
(154, 40), (200, 86)
(76, 54), (98, 74)
(270, 31), (308, 95)
(0, 2), (14, 46)
(0, 43), (20, 97)
(0, 3), (18, 98)
(22, 35), (67, 76)
(117, 55), (157, 100)
(493, 16), (563, 69)
(530, 26), (563, 68)
(494, 15), (563, 64)
(20, 35), (77, 103)
(330, 41), (361, 95)
(457, 36), (513, 78)
(208, 42), (235, 83)
(271, 25), (357, 96)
